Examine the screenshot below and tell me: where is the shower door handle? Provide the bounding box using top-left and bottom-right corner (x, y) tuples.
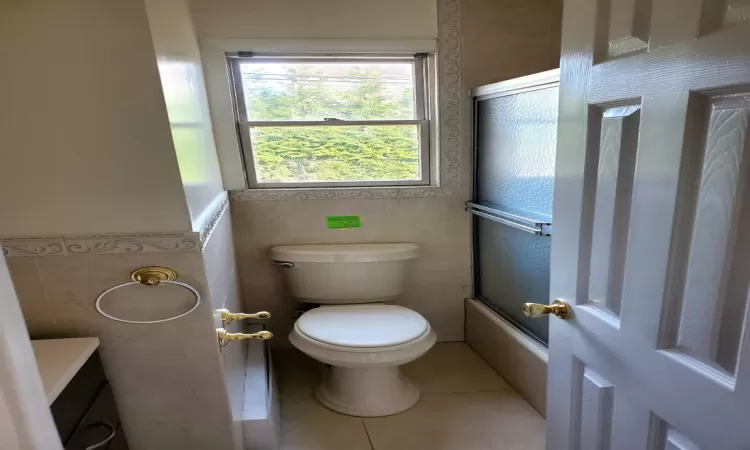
(523, 300), (571, 320)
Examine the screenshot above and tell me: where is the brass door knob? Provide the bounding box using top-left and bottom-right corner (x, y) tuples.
(217, 328), (273, 347)
(523, 300), (571, 320)
(218, 309), (271, 327)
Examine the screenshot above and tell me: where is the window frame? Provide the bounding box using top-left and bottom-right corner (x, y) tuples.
(227, 53), (433, 189)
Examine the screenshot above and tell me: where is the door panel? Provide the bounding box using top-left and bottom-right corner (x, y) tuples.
(579, 368), (614, 450)
(607, 0), (651, 58)
(548, 0), (750, 448)
(663, 428), (701, 450)
(663, 95), (750, 375)
(0, 251), (62, 449)
(587, 105), (640, 318)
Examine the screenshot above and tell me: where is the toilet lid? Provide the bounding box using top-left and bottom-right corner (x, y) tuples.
(296, 304), (429, 348)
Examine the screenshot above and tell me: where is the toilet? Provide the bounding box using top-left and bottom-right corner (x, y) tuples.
(270, 243), (436, 417)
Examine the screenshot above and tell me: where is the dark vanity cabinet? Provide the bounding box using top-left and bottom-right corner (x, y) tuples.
(50, 352), (129, 450)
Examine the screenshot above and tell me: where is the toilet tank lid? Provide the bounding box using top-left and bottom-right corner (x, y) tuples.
(270, 243), (418, 263)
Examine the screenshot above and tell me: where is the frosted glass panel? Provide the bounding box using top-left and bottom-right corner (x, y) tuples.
(472, 84), (558, 345)
(475, 216), (551, 342)
(475, 87), (558, 216)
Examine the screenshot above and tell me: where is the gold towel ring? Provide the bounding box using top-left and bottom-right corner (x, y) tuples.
(94, 267), (200, 324)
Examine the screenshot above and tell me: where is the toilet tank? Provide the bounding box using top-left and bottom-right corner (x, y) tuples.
(270, 243), (418, 303)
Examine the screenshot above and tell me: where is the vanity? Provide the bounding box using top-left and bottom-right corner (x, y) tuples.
(32, 338), (129, 449)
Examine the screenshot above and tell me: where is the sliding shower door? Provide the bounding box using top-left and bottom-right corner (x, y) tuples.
(469, 71), (559, 345)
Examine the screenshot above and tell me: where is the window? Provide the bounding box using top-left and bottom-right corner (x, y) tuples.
(228, 54), (433, 188)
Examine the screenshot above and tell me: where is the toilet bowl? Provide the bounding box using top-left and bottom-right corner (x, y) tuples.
(271, 243), (435, 417)
(290, 304), (437, 416)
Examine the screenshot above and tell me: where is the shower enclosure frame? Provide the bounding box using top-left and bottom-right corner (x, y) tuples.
(468, 69), (560, 347)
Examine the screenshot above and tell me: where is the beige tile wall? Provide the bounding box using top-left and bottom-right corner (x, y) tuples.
(461, 0), (562, 90)
(465, 299), (548, 416)
(201, 205), (249, 450)
(231, 195), (472, 346)
(190, 0), (438, 40)
(7, 251), (236, 450)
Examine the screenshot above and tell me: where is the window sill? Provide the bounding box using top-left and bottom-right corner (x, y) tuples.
(229, 185), (461, 201)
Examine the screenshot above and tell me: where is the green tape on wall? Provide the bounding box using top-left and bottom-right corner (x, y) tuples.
(327, 216), (361, 229)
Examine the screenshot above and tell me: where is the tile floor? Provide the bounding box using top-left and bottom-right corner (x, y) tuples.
(274, 342), (546, 450)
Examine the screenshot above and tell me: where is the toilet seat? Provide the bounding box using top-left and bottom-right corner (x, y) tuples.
(290, 305), (437, 368)
(296, 304), (428, 348)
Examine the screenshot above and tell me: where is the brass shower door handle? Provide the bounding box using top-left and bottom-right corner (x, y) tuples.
(523, 300), (571, 320)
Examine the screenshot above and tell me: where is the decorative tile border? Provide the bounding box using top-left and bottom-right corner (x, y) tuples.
(230, 0), (462, 202)
(438, 0), (462, 192)
(1, 233), (201, 257)
(230, 188), (336, 202)
(198, 193), (230, 249)
(1, 193), (234, 257)
(333, 189), (400, 200)
(63, 233), (199, 255)
(1, 237), (68, 257)
(229, 186), (463, 201)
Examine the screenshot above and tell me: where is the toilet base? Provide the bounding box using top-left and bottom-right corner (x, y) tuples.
(315, 365), (420, 417)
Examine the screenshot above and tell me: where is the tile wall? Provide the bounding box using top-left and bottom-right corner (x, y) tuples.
(461, 0), (562, 90)
(230, 195), (472, 346)
(6, 240), (238, 449)
(465, 299), (548, 415)
(201, 205), (251, 449)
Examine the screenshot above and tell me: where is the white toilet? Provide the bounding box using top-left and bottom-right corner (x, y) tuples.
(270, 243), (436, 417)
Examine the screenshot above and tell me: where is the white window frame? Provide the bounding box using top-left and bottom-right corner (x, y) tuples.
(227, 53), (435, 189)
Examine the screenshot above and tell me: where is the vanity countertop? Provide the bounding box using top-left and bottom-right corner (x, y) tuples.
(31, 338), (100, 405)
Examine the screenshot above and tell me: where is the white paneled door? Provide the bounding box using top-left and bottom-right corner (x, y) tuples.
(547, 0), (750, 449)
(0, 253), (61, 449)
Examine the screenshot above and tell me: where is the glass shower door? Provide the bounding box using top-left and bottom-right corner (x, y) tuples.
(470, 77), (558, 345)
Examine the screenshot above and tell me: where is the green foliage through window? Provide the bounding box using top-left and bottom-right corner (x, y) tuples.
(238, 61), (424, 183)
